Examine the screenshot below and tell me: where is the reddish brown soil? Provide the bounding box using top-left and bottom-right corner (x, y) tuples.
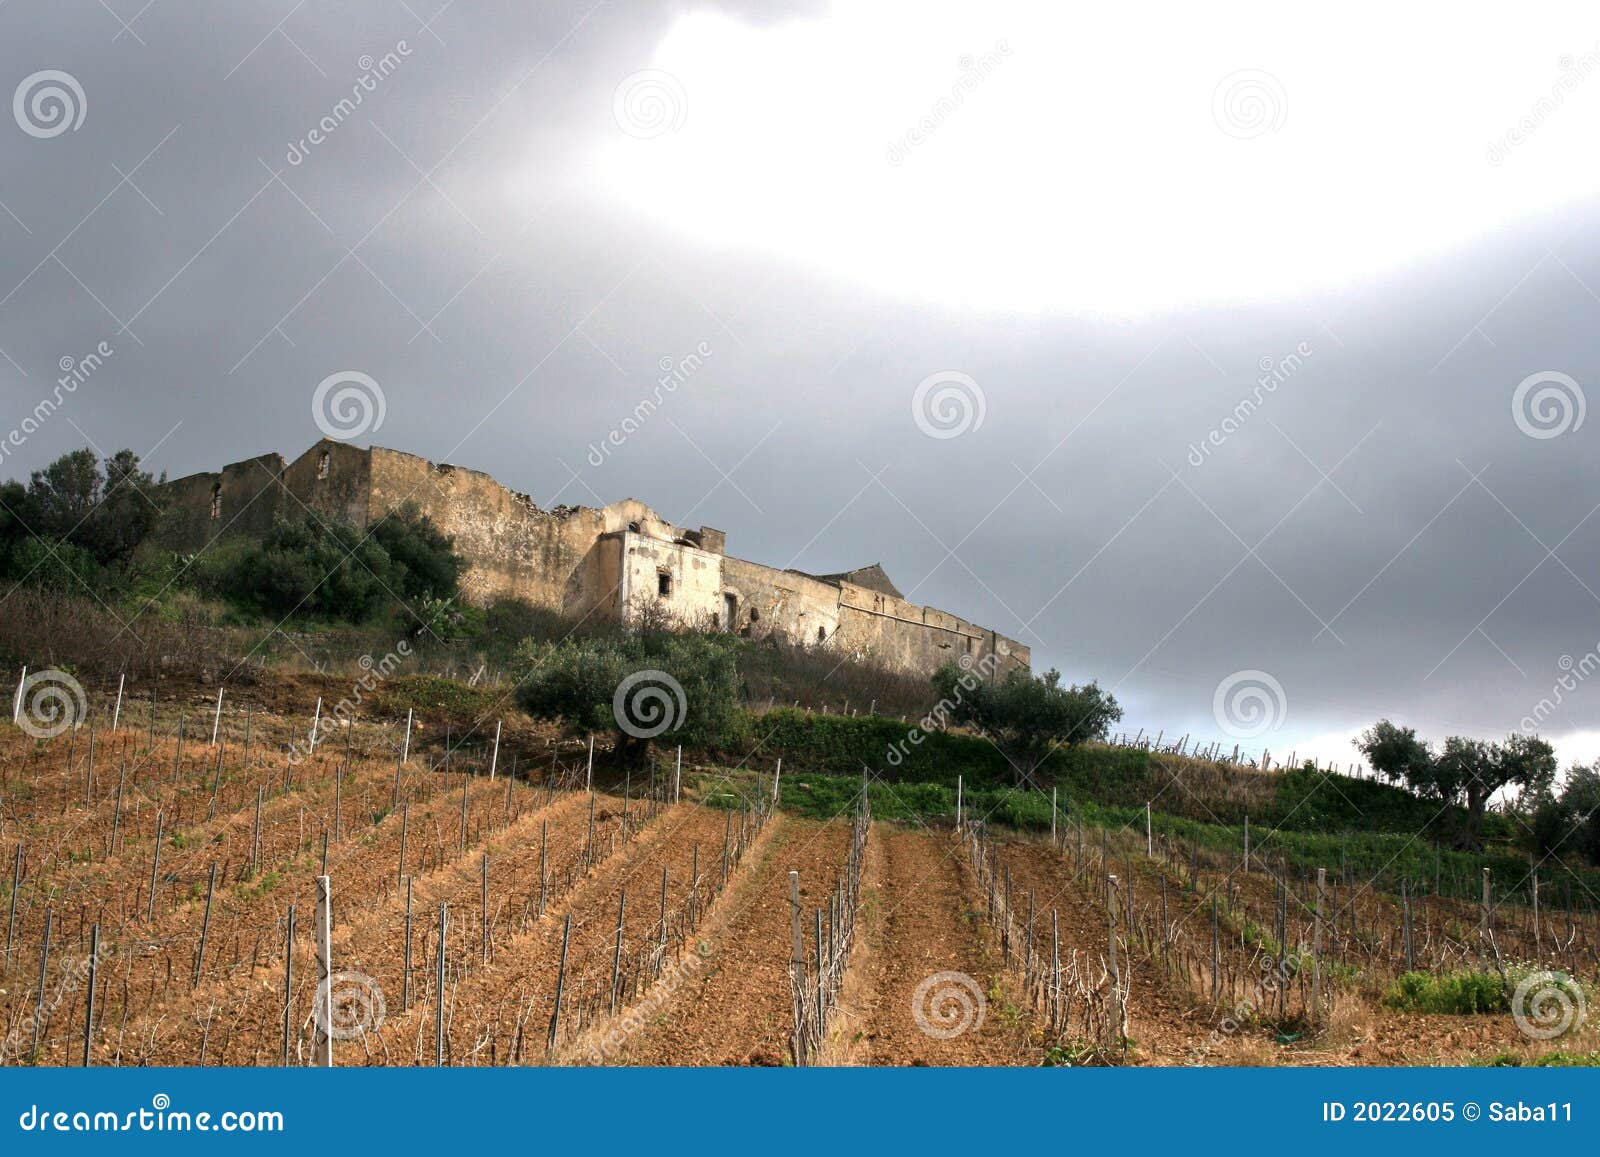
(374, 801), (751, 1065)
(614, 815), (851, 1066)
(833, 822), (1036, 1065)
(991, 840), (1219, 1064)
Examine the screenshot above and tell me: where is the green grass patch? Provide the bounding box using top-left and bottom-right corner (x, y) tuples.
(1381, 971), (1508, 1015)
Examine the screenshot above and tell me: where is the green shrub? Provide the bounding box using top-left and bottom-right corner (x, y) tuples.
(516, 628), (741, 762)
(1382, 971), (1507, 1015)
(181, 509), (465, 626)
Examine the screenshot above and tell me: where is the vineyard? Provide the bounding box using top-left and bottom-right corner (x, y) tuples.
(1, 674), (1597, 1068)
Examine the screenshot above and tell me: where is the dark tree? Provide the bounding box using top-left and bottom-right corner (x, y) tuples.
(933, 665), (1122, 787)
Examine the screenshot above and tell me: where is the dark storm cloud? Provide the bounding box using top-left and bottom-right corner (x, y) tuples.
(3, 1), (1600, 766)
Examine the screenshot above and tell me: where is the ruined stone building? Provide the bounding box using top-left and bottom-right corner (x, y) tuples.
(157, 439), (1030, 681)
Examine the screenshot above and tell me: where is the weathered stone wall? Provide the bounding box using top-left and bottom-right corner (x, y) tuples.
(721, 555), (842, 646)
(284, 441), (370, 527)
(155, 440), (1031, 681)
(155, 452), (288, 551)
(618, 531), (724, 628)
(364, 445), (614, 610)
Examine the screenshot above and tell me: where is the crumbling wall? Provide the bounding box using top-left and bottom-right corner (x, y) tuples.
(154, 452), (287, 552)
(364, 445), (611, 609)
(618, 531), (724, 627)
(154, 440), (1032, 681)
(721, 556), (842, 647)
(283, 440), (370, 526)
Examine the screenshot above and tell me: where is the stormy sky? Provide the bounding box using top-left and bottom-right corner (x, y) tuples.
(5, 1), (1600, 771)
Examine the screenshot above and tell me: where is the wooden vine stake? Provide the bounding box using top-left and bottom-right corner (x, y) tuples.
(1312, 867), (1325, 1025)
(788, 869), (805, 1065)
(282, 904), (295, 1067)
(547, 913), (571, 1054)
(83, 922), (99, 1066)
(313, 874), (332, 1067)
(435, 902), (449, 1066)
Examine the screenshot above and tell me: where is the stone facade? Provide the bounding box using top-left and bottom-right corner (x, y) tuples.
(156, 439), (1031, 680)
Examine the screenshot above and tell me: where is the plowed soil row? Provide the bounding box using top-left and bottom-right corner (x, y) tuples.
(991, 840), (1217, 1063)
(202, 789), (637, 1066)
(615, 815), (852, 1066)
(2, 746), (423, 950)
(68, 786), (618, 1065)
(1, 755), (513, 1016)
(19, 774), (527, 1064)
(377, 802), (756, 1065)
(831, 822), (1036, 1065)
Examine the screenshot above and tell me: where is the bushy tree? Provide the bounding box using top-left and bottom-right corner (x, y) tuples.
(0, 447), (163, 584)
(370, 503), (462, 603)
(1357, 720), (1556, 849)
(932, 665), (1122, 786)
(516, 628), (741, 765)
(1529, 763), (1600, 865)
(185, 508), (465, 626)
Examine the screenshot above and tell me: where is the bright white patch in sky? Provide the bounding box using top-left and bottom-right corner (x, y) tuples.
(598, 1), (1600, 313)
